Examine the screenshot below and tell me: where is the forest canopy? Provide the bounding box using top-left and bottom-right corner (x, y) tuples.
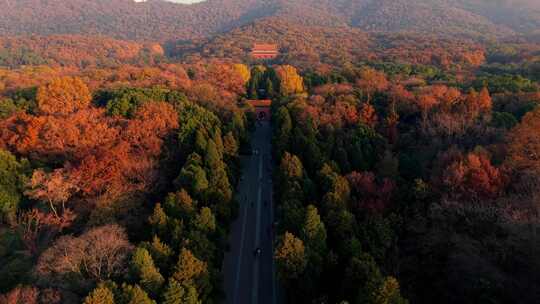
(0, 1), (539, 303)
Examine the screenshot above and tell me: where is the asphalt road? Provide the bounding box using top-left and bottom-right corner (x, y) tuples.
(223, 121), (279, 304)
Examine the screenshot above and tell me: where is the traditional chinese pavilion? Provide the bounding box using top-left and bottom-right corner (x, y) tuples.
(251, 44), (279, 59)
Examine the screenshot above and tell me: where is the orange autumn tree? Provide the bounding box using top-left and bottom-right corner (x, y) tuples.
(123, 102), (180, 157)
(506, 107), (540, 175)
(2, 92), (179, 207)
(359, 103), (378, 128)
(415, 85), (460, 120)
(36, 76), (92, 115)
(0, 108), (119, 163)
(356, 67), (389, 104)
(0, 112), (46, 155)
(477, 87), (492, 113)
(441, 150), (507, 201)
(69, 102), (179, 204)
(464, 87), (492, 121)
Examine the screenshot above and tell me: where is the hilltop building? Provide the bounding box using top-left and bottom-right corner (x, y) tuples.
(251, 44), (279, 59)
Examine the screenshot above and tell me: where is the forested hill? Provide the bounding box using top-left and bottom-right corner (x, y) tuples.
(0, 0), (539, 41)
(172, 17), (488, 72)
(0, 0), (277, 41)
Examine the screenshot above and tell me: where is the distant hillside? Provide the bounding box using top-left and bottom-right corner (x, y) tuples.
(0, 35), (165, 68)
(350, 0), (515, 39)
(450, 0), (540, 33)
(0, 0), (277, 41)
(0, 0), (538, 41)
(173, 17), (370, 68)
(173, 17), (487, 73)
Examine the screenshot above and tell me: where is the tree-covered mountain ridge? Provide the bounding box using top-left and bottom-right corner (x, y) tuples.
(0, 0), (539, 41)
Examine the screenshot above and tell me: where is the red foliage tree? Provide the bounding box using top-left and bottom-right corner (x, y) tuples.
(0, 285), (62, 304)
(0, 286), (39, 304)
(347, 171), (395, 213)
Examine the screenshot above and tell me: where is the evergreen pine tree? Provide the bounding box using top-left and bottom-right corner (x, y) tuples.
(0, 150), (28, 225)
(148, 203), (168, 237)
(194, 207), (216, 233)
(83, 285), (115, 304)
(273, 107), (292, 159)
(205, 140), (221, 170)
(194, 130), (208, 154)
(172, 248), (207, 286)
(265, 77), (275, 99)
(162, 279), (201, 304)
(302, 205), (327, 255)
(119, 284), (156, 304)
(142, 235), (174, 271)
(164, 189), (196, 220)
(205, 139), (233, 203)
(373, 277), (409, 304)
(223, 131), (239, 157)
(212, 127), (224, 158)
(130, 247), (165, 297)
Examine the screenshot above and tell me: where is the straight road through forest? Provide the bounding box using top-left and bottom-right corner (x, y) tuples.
(223, 121), (278, 304)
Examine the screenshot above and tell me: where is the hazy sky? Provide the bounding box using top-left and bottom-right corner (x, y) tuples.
(167, 0), (207, 3)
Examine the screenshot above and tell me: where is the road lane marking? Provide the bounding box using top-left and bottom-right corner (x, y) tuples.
(252, 153), (263, 303)
(233, 199), (248, 303)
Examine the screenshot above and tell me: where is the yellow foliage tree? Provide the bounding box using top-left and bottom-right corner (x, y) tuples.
(274, 232), (307, 282)
(233, 64), (251, 85)
(275, 65), (304, 95)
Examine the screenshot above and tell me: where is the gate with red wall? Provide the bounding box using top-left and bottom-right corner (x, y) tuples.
(248, 99), (272, 121)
